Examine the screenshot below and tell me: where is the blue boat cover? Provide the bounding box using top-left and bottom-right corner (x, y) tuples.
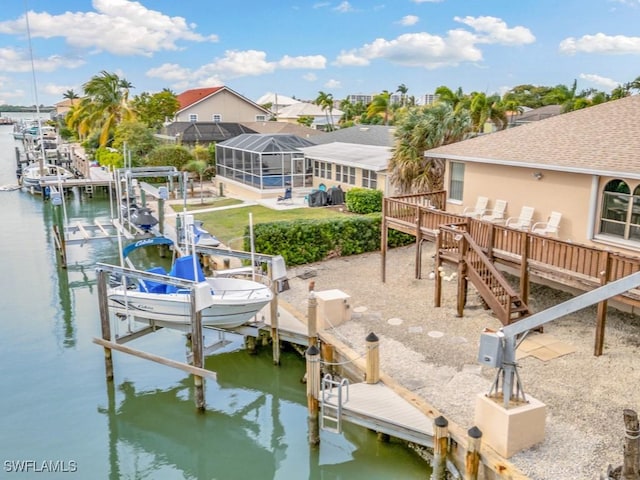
(138, 266), (168, 293)
(123, 237), (174, 258)
(165, 255), (206, 293)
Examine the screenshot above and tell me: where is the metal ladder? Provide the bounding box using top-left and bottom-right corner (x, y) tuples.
(320, 373), (349, 433)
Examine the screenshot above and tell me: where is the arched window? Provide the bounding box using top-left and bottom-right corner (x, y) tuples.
(599, 179), (640, 240)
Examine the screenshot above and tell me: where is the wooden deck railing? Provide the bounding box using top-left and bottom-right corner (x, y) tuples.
(383, 194), (640, 306)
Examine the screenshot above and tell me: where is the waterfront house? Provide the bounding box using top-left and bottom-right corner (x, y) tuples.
(425, 94), (640, 256)
(174, 86), (272, 123)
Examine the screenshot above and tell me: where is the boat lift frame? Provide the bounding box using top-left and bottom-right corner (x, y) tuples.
(478, 270), (640, 408)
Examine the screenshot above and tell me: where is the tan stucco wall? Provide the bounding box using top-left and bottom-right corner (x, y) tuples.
(177, 91), (267, 123)
(446, 162), (592, 244)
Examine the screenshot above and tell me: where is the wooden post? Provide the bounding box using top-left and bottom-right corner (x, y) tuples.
(190, 288), (205, 411)
(465, 426), (482, 480)
(97, 269), (114, 381)
(306, 345), (321, 446)
(365, 332), (379, 384)
(431, 415), (449, 480)
(307, 291), (318, 348)
(456, 234), (468, 318)
(519, 232), (530, 305)
(158, 197), (165, 235)
(622, 409), (640, 480)
(268, 262), (280, 365)
(595, 251), (611, 356)
(381, 199), (388, 283)
(435, 232), (442, 308)
(321, 342), (334, 377)
(415, 207), (422, 279)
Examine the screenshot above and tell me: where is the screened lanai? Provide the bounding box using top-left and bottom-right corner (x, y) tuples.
(216, 134), (315, 190)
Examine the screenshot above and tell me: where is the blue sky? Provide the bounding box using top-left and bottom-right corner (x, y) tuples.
(0, 0), (639, 106)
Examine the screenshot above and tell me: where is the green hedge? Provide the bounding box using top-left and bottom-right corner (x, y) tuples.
(244, 213), (414, 266)
(345, 187), (382, 214)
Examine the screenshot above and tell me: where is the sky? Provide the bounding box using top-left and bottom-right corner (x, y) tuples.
(0, 0), (639, 107)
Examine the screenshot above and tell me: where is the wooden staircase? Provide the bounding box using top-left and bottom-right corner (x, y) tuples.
(457, 229), (531, 325)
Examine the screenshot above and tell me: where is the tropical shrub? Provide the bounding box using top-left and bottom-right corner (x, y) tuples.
(345, 187), (383, 214)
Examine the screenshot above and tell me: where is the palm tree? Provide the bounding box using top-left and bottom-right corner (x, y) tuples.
(314, 91), (335, 131)
(182, 158), (214, 204)
(71, 71), (136, 147)
(62, 89), (80, 106)
(469, 92), (508, 133)
(367, 90), (391, 125)
(396, 84), (408, 107)
(389, 103), (471, 193)
(434, 86), (468, 112)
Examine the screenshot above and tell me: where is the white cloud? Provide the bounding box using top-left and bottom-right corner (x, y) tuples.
(147, 50), (325, 88)
(278, 55), (326, 69)
(42, 84), (78, 96)
(303, 73), (318, 81)
(399, 15), (419, 26)
(559, 33), (640, 55)
(336, 30), (482, 68)
(579, 73), (621, 90)
(324, 79), (342, 88)
(453, 16), (535, 45)
(334, 2), (354, 13)
(313, 2), (331, 8)
(335, 50), (371, 66)
(0, 0), (218, 57)
(0, 47), (84, 73)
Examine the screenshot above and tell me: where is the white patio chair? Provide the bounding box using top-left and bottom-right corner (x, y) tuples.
(505, 206), (535, 230)
(462, 196), (489, 218)
(531, 211), (562, 237)
(480, 199), (508, 223)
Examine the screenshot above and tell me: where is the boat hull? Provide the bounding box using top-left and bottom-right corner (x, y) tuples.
(107, 277), (273, 329)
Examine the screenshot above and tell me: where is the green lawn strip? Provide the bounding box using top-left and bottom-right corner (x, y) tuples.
(188, 204), (348, 247)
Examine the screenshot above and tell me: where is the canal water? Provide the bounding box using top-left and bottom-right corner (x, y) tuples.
(0, 125), (431, 479)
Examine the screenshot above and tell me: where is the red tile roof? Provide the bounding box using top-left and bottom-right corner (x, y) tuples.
(177, 87), (224, 110)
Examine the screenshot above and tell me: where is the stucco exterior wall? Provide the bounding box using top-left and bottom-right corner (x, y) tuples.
(177, 91), (267, 123)
(446, 162), (592, 244)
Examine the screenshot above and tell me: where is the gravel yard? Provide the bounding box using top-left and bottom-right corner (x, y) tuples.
(278, 244), (640, 480)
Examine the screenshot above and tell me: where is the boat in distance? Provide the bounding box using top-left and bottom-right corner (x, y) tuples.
(107, 238), (274, 329)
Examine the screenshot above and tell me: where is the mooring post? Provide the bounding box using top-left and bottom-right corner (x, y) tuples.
(307, 290), (318, 348)
(190, 289), (205, 411)
(622, 409), (640, 480)
(96, 269), (114, 381)
(431, 415), (449, 480)
(465, 426), (482, 480)
(306, 345), (321, 446)
(365, 332), (379, 384)
(268, 262), (280, 365)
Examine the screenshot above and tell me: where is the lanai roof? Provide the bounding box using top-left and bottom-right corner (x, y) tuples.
(426, 95), (640, 179)
(299, 142), (390, 172)
(218, 133), (315, 153)
(309, 125), (396, 147)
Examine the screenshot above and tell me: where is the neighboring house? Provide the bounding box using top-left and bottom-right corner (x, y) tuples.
(215, 133), (315, 199)
(275, 102), (344, 130)
(426, 94), (640, 256)
(254, 92), (300, 117)
(298, 142), (391, 195)
(54, 99), (74, 117)
(507, 104), (562, 127)
(174, 86), (272, 123)
(309, 124), (395, 147)
(241, 121), (324, 140)
(162, 122), (257, 146)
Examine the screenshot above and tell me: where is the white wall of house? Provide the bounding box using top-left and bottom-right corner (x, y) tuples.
(176, 90), (269, 123)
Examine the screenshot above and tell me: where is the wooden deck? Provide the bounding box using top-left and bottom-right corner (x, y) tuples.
(323, 382), (434, 446)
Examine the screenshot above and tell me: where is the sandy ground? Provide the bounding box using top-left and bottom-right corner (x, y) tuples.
(278, 243), (640, 480)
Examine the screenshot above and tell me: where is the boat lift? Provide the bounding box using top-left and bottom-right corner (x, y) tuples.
(478, 270), (640, 408)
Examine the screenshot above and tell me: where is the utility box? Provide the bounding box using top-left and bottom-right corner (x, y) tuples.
(478, 331), (503, 368)
(315, 289), (351, 329)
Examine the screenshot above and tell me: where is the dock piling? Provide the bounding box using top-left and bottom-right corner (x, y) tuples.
(97, 269), (114, 381)
(431, 415), (449, 480)
(365, 332), (379, 384)
(465, 426), (482, 480)
(306, 345), (321, 446)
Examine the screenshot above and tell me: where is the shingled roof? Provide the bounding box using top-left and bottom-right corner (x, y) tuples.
(427, 95), (640, 179)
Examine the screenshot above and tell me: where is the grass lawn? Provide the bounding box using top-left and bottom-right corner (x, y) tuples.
(171, 200), (349, 247)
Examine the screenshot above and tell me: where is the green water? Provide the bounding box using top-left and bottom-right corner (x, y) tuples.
(0, 125), (431, 479)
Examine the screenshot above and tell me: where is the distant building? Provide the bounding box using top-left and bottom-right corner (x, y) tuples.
(174, 86), (271, 123)
(416, 94), (438, 106)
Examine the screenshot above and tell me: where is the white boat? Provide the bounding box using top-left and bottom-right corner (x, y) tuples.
(107, 238), (274, 329)
(19, 163), (75, 192)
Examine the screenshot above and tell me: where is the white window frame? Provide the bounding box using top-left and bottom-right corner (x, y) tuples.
(449, 161), (465, 202)
(189, 114), (198, 122)
(212, 114), (222, 122)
